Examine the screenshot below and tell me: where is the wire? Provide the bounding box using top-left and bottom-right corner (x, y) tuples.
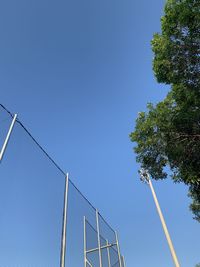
(0, 103), (15, 118)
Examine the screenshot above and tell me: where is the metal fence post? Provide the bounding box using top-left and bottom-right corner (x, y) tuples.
(106, 239), (111, 267)
(84, 216), (87, 267)
(122, 256), (126, 267)
(115, 231), (122, 267)
(60, 173), (69, 267)
(0, 114), (17, 162)
(96, 209), (102, 267)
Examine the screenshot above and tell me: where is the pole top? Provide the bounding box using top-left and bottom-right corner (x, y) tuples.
(139, 168), (150, 184)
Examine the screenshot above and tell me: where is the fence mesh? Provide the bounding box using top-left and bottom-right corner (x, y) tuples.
(0, 105), (125, 267)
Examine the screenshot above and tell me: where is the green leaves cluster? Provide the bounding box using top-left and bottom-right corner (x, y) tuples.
(130, 0), (200, 221)
(152, 0), (200, 87)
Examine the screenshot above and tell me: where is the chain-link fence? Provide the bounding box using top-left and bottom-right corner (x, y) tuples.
(0, 104), (126, 267)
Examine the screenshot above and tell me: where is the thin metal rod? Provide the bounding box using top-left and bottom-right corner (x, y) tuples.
(0, 114), (17, 162)
(148, 179), (180, 267)
(84, 216), (87, 267)
(106, 240), (111, 267)
(86, 243), (117, 254)
(60, 173), (69, 267)
(86, 259), (93, 267)
(115, 231), (122, 267)
(122, 256), (126, 267)
(96, 209), (102, 267)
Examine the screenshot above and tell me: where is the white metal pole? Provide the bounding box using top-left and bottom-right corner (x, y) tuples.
(0, 114), (17, 162)
(96, 209), (102, 267)
(84, 216), (87, 267)
(60, 173), (69, 267)
(86, 259), (93, 267)
(122, 256), (126, 267)
(115, 231), (122, 267)
(148, 178), (180, 267)
(106, 239), (111, 267)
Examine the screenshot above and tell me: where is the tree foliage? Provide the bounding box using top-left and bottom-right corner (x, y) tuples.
(130, 0), (200, 221)
(152, 0), (200, 87)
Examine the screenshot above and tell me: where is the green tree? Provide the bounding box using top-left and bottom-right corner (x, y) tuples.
(195, 264), (200, 267)
(130, 0), (200, 221)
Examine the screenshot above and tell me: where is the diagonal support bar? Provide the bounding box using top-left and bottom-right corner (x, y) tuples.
(0, 114), (17, 162)
(86, 259), (93, 267)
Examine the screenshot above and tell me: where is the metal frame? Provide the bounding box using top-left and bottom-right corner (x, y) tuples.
(84, 212), (125, 267)
(0, 107), (126, 267)
(86, 243), (117, 254)
(0, 113), (17, 162)
(84, 215), (95, 267)
(60, 173), (69, 267)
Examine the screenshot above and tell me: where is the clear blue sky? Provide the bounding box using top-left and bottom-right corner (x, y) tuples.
(0, 0), (199, 266)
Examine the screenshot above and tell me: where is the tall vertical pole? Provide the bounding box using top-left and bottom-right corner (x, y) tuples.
(106, 239), (111, 267)
(60, 173), (69, 267)
(0, 114), (17, 162)
(148, 178), (180, 267)
(122, 256), (126, 267)
(115, 231), (122, 267)
(96, 209), (102, 267)
(84, 216), (87, 267)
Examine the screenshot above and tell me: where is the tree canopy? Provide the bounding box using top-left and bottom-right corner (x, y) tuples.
(130, 0), (200, 221)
